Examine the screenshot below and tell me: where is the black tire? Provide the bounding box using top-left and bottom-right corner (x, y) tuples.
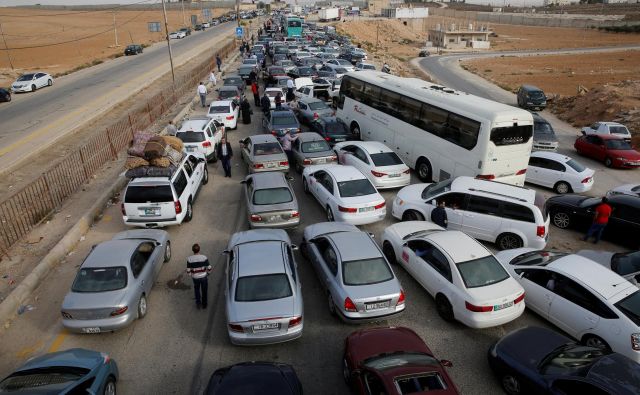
(552, 210), (571, 229)
(103, 377), (117, 395)
(604, 157), (613, 168)
(435, 294), (454, 322)
(501, 373), (521, 395)
(137, 294), (147, 319)
(184, 200), (193, 222)
(554, 181), (571, 194)
(202, 167), (209, 185)
(303, 177), (310, 194)
(31, 84), (36, 92)
(47, 79), (52, 86)
(582, 334), (611, 351)
(383, 242), (397, 265)
(327, 293), (337, 316)
(295, 160), (303, 174)
(326, 206), (334, 222)
(163, 241), (172, 263)
(496, 233), (524, 251)
(415, 158), (432, 182)
(342, 358), (350, 384)
(350, 123), (360, 139)
(401, 210), (424, 222)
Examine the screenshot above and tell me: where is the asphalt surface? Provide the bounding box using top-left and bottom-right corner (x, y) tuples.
(0, 22), (235, 174)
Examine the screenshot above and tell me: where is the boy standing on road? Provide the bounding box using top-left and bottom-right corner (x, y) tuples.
(186, 244), (212, 309)
(583, 197), (612, 244)
(197, 82), (207, 108)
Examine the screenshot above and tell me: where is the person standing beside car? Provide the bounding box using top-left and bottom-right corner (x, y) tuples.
(216, 54), (222, 72)
(186, 244), (212, 309)
(430, 200), (448, 229)
(583, 197), (612, 244)
(261, 92), (271, 115)
(197, 82), (207, 108)
(166, 121), (177, 136)
(209, 71), (217, 87)
(279, 131), (298, 174)
(217, 136), (233, 178)
(251, 81), (260, 106)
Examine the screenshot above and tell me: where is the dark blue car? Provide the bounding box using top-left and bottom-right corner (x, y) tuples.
(0, 348), (119, 394)
(488, 326), (640, 395)
(205, 362), (302, 395)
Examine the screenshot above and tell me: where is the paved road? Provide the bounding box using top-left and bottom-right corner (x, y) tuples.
(0, 22), (236, 174)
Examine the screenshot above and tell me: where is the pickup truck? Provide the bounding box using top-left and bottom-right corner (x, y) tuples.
(581, 122), (632, 142)
(294, 79), (331, 102)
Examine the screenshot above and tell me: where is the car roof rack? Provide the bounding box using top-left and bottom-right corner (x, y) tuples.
(467, 188), (528, 203)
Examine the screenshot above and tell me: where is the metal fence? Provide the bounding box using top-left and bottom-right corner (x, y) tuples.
(0, 39), (237, 255)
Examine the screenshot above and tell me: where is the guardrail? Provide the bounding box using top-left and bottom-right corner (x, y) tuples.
(0, 39), (237, 255)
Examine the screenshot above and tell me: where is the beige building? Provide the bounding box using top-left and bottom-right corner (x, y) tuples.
(428, 25), (491, 49)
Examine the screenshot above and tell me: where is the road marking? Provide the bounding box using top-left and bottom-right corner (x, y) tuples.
(48, 330), (68, 353)
(15, 340), (44, 359)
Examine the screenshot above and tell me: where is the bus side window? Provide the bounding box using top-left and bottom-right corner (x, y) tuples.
(420, 104), (448, 137)
(400, 96), (422, 127)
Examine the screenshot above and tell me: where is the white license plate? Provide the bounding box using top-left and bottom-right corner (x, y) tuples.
(267, 215), (281, 223)
(266, 162), (276, 168)
(82, 327), (101, 333)
(334, 138), (345, 142)
(359, 206), (374, 213)
(253, 323), (280, 331)
(316, 158), (326, 164)
(186, 146), (195, 152)
(142, 207), (160, 216)
(494, 301), (514, 311)
(365, 301), (390, 311)
(388, 173), (400, 178)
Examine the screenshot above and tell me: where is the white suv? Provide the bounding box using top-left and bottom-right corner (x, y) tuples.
(176, 116), (224, 163)
(122, 154), (207, 228)
(392, 176), (549, 250)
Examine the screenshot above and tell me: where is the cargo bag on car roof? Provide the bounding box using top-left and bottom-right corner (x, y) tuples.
(162, 135), (184, 152)
(144, 136), (168, 160)
(165, 146), (184, 166)
(150, 157), (171, 168)
(128, 131), (155, 158)
(124, 156), (150, 169)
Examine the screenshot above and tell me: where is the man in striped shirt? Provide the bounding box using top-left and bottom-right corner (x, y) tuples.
(186, 244), (212, 309)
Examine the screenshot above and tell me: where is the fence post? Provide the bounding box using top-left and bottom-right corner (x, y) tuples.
(106, 128), (118, 160)
(42, 172), (59, 208)
(78, 149), (89, 180)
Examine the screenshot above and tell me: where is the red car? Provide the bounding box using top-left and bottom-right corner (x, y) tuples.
(343, 327), (460, 395)
(574, 134), (640, 168)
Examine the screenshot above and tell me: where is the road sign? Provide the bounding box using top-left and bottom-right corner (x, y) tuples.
(236, 27), (244, 38)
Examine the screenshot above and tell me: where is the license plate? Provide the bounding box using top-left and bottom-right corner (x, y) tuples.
(253, 323), (280, 331)
(142, 207), (160, 216)
(494, 301), (514, 311)
(334, 138), (345, 142)
(388, 173), (400, 178)
(267, 215), (281, 223)
(365, 300), (390, 311)
(266, 162), (276, 168)
(186, 146), (195, 152)
(82, 327), (101, 333)
(359, 206), (374, 213)
(316, 158), (326, 164)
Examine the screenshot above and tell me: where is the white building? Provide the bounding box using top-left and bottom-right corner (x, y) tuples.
(543, 0), (573, 5)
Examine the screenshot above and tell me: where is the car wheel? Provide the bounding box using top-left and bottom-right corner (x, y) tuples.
(552, 211), (570, 229)
(202, 167), (209, 185)
(342, 358), (350, 384)
(163, 241), (172, 263)
(604, 157), (613, 168)
(435, 294), (454, 322)
(496, 233), (523, 251)
(184, 200), (193, 222)
(295, 160), (303, 174)
(6, 94), (10, 102)
(554, 181), (571, 194)
(327, 293), (337, 316)
(326, 206), (334, 222)
(137, 294), (147, 319)
(47, 79), (52, 87)
(416, 158), (432, 182)
(103, 377), (117, 395)
(303, 177), (310, 194)
(402, 210), (424, 221)
(382, 241), (397, 265)
(351, 124), (360, 139)
(31, 84), (36, 92)
(582, 335), (611, 351)
(501, 374), (521, 395)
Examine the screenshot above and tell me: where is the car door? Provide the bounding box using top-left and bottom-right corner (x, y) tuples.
(546, 274), (603, 338)
(172, 168), (189, 218)
(589, 136), (606, 161)
(130, 246), (155, 295)
(531, 158), (557, 188)
(402, 240), (451, 297)
(513, 268), (555, 319)
(351, 147), (372, 176)
(460, 195), (503, 242)
(526, 156), (544, 186)
(604, 202), (640, 245)
(308, 237), (338, 292)
(35, 73), (46, 88)
(312, 171), (335, 208)
(241, 139), (252, 167)
(434, 192), (467, 230)
(187, 155), (204, 190)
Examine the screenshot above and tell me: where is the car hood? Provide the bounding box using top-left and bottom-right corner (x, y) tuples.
(16, 349), (103, 372)
(493, 327), (569, 371)
(230, 297), (295, 322)
(397, 183), (430, 203)
(62, 289), (127, 311)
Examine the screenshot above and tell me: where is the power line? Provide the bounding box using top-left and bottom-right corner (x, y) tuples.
(0, 0), (158, 18)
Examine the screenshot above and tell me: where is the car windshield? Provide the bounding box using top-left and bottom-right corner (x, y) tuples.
(534, 121), (555, 136)
(370, 152), (403, 167)
(235, 274), (292, 302)
(127, 45), (136, 49)
(540, 343), (608, 376)
(456, 255), (510, 288)
(337, 179), (377, 197)
(125, 185), (173, 203)
(614, 291), (640, 326)
(605, 139), (632, 150)
(610, 126), (629, 135)
(176, 131), (205, 143)
(0, 367), (91, 392)
(272, 115), (297, 126)
(71, 267), (128, 293)
(302, 140), (331, 153)
(509, 251), (567, 266)
(270, 67), (285, 74)
(612, 251), (640, 277)
(210, 105), (231, 113)
(308, 101), (329, 110)
(491, 125), (533, 146)
(565, 159), (586, 172)
(225, 78), (242, 85)
(254, 142), (283, 155)
(364, 352), (439, 371)
(324, 121), (348, 135)
(529, 90), (545, 99)
(421, 179), (453, 200)
(17, 74), (35, 81)
(218, 90), (237, 100)
(342, 257), (394, 286)
(578, 197), (601, 208)
(253, 187), (293, 205)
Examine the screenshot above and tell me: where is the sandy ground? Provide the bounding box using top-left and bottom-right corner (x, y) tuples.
(0, 7), (231, 87)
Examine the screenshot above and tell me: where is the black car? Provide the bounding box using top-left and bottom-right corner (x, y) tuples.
(262, 109), (300, 138)
(488, 326), (640, 395)
(339, 51), (364, 65)
(0, 88), (11, 102)
(223, 75), (246, 92)
(545, 194), (640, 248)
(309, 116), (357, 146)
(205, 362), (303, 395)
(419, 49), (430, 57)
(194, 24), (204, 31)
(124, 44), (143, 56)
(288, 66), (316, 79)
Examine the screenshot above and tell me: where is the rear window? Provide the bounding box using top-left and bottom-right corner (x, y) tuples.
(396, 373), (447, 393)
(270, 67), (285, 74)
(324, 122), (349, 135)
(0, 367), (91, 392)
(370, 152), (403, 167)
(253, 187), (293, 205)
(609, 126), (629, 135)
(337, 179), (377, 198)
(534, 121), (555, 136)
(509, 251), (567, 266)
(490, 125), (533, 146)
(272, 115), (297, 126)
(218, 91), (237, 100)
(605, 139), (632, 150)
(614, 291), (640, 326)
(266, 91), (281, 98)
(302, 140), (331, 153)
(254, 142), (283, 155)
(125, 185), (173, 203)
(342, 257), (394, 286)
(456, 256), (510, 288)
(71, 267), (128, 293)
(224, 78), (242, 85)
(235, 274), (292, 302)
(209, 105), (230, 113)
(566, 159), (586, 172)
(176, 131), (205, 143)
(308, 101), (329, 110)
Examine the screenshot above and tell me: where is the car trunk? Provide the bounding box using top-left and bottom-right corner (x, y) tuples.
(233, 297), (295, 334)
(63, 290), (128, 320)
(123, 184), (177, 222)
(345, 282), (400, 314)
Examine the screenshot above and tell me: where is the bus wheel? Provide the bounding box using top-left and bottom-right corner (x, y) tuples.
(350, 122), (361, 140)
(416, 158), (432, 182)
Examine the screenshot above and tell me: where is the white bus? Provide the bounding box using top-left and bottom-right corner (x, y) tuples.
(336, 71), (534, 185)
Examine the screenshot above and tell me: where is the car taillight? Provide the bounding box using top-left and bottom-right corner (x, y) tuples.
(465, 301), (493, 313)
(303, 159), (312, 165)
(537, 226), (546, 238)
(325, 137), (331, 141)
(290, 211), (300, 218)
(476, 174), (496, 180)
(202, 141), (211, 147)
(279, 161), (289, 166)
(313, 112), (319, 120)
(397, 290), (405, 306)
(254, 163), (264, 169)
(61, 311), (73, 319)
(289, 316), (302, 328)
(174, 201), (182, 214)
(226, 115), (234, 120)
(110, 306), (128, 316)
(371, 170), (386, 177)
(250, 214), (262, 222)
(631, 334), (640, 351)
(514, 293), (525, 304)
(338, 205), (357, 213)
(271, 130), (277, 135)
(374, 202), (386, 210)
(581, 177), (591, 183)
(515, 169), (527, 176)
(228, 324), (244, 333)
(344, 297), (357, 312)
(330, 155), (337, 161)
(120, 203), (125, 216)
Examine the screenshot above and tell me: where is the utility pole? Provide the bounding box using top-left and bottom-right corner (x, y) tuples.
(0, 22), (14, 70)
(112, 11), (119, 47)
(237, 0), (241, 27)
(161, 0), (176, 86)
(181, 0), (186, 27)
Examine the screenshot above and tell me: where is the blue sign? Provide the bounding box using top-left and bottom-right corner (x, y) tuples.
(235, 27), (244, 38)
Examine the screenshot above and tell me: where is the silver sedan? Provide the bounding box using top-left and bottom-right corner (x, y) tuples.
(239, 135), (290, 173)
(242, 172), (300, 229)
(291, 132), (337, 173)
(296, 97), (334, 125)
(224, 229), (303, 345)
(301, 222), (405, 323)
(61, 229), (171, 333)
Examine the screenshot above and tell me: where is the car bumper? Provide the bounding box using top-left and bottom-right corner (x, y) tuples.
(250, 217), (300, 229)
(456, 302), (525, 329)
(532, 143), (558, 152)
(571, 179), (593, 193)
(11, 86), (31, 93)
(337, 305), (404, 324)
(228, 324), (303, 345)
(335, 208), (386, 225)
(372, 175), (411, 190)
(526, 235), (548, 250)
(613, 159), (640, 169)
(62, 312), (137, 333)
(123, 216), (181, 228)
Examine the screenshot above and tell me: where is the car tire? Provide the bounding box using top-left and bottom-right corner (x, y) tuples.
(415, 158), (432, 182)
(163, 241), (172, 263)
(501, 374), (521, 395)
(303, 178), (310, 194)
(552, 210), (571, 229)
(202, 167), (209, 185)
(496, 233), (524, 251)
(582, 334), (611, 351)
(295, 160), (303, 174)
(137, 294), (147, 319)
(604, 157), (613, 168)
(435, 294), (454, 322)
(184, 200), (193, 222)
(31, 84), (36, 92)
(402, 210), (424, 222)
(554, 181), (571, 194)
(382, 241), (397, 265)
(103, 377), (117, 395)
(342, 358), (350, 384)
(327, 293), (337, 316)
(350, 123), (360, 139)
(47, 79), (52, 87)
(326, 206), (334, 222)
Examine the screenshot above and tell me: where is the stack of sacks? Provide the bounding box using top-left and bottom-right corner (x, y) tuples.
(125, 131), (186, 178)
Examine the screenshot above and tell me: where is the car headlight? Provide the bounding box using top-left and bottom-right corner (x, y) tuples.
(616, 157), (627, 161)
(631, 333), (640, 351)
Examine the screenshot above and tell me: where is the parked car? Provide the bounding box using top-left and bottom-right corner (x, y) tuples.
(208, 100), (239, 130)
(11, 72), (53, 93)
(288, 66), (317, 79)
(239, 135), (289, 173)
(582, 121), (633, 141)
(302, 222), (405, 321)
(382, 221), (525, 328)
(297, 97), (334, 124)
(237, 64), (257, 82)
(418, 48), (431, 57)
(291, 132), (337, 173)
(526, 151), (594, 194)
(242, 172), (299, 229)
(309, 116), (356, 145)
(302, 165), (386, 225)
(178, 27), (191, 36)
(169, 31), (186, 39)
(267, 66), (287, 85)
(322, 60), (354, 74)
(334, 141), (410, 190)
(276, 59), (296, 73)
(0, 87), (10, 102)
(338, 51), (364, 65)
(263, 108), (300, 138)
(204, 362), (303, 395)
(354, 62), (376, 71)
(488, 326), (640, 395)
(392, 177), (550, 250)
(122, 154), (207, 227)
(217, 85), (242, 103)
(264, 87), (285, 109)
(223, 230), (303, 345)
(0, 349), (119, 394)
(343, 327), (459, 395)
(574, 134), (640, 168)
(606, 183), (640, 198)
(577, 250), (640, 286)
(194, 24), (204, 31)
(61, 229), (171, 332)
(494, 248), (640, 363)
(176, 117), (223, 163)
(124, 44), (143, 55)
(531, 113), (559, 152)
(222, 74), (246, 92)
(516, 84), (546, 111)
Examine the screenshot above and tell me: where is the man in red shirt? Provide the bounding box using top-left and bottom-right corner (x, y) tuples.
(582, 197), (612, 244)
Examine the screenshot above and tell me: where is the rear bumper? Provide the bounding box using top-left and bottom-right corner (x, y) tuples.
(372, 175), (411, 190)
(229, 324), (303, 345)
(62, 312), (137, 333)
(335, 208), (386, 225)
(250, 217), (300, 229)
(123, 216), (180, 228)
(455, 302), (525, 329)
(337, 305), (404, 324)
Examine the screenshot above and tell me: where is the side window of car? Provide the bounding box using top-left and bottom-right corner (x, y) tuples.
(299, 103), (307, 110)
(173, 170), (188, 198)
(467, 195), (500, 216)
(553, 274), (617, 318)
(436, 192), (467, 211)
(548, 160), (566, 172)
(501, 202), (535, 223)
(528, 157), (542, 167)
(206, 125), (213, 138)
(183, 161), (194, 178)
(354, 148), (370, 164)
(187, 155), (199, 170)
(429, 248), (453, 282)
(611, 204), (640, 224)
(286, 246), (297, 283)
(323, 175), (335, 195)
(516, 268), (552, 288)
(314, 237), (338, 276)
(585, 136), (599, 145)
(130, 248), (150, 278)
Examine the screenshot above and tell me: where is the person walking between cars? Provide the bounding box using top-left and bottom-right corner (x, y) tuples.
(286, 78), (295, 102)
(217, 137), (233, 178)
(216, 54), (222, 72)
(279, 131), (298, 174)
(197, 82), (207, 108)
(186, 244), (212, 309)
(431, 200), (448, 229)
(251, 81), (260, 106)
(275, 92), (283, 109)
(261, 92), (271, 116)
(582, 197), (612, 244)
(240, 96), (252, 125)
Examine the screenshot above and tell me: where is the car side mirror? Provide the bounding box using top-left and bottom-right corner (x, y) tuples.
(291, 244), (299, 251)
(368, 232), (375, 239)
(440, 360), (453, 368)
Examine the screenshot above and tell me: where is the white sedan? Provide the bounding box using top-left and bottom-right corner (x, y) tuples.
(324, 59), (355, 73)
(169, 31), (186, 39)
(302, 164), (386, 225)
(207, 100), (239, 130)
(265, 87), (285, 109)
(334, 141), (410, 190)
(381, 221), (526, 328)
(496, 248), (640, 363)
(11, 72), (53, 93)
(526, 151), (594, 194)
